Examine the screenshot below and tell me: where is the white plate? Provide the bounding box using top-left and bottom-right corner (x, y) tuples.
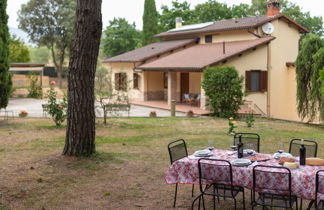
(273, 152), (293, 159)
(231, 158), (252, 166)
(194, 150), (213, 157)
(244, 149), (256, 156)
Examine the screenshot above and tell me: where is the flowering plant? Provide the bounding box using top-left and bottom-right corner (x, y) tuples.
(245, 110), (255, 127)
(46, 83), (67, 126)
(19, 110), (28, 118)
(228, 117), (237, 135)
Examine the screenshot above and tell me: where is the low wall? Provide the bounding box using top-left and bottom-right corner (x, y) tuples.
(12, 74), (49, 87)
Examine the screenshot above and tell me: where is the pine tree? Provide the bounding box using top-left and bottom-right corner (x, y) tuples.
(142, 0), (158, 46)
(0, 0), (12, 109)
(296, 34), (324, 121)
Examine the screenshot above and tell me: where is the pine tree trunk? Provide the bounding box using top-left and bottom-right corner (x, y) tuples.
(63, 0), (102, 156)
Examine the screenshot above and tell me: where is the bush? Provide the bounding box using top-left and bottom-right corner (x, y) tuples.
(27, 73), (42, 98)
(46, 81), (67, 126)
(202, 66), (244, 118)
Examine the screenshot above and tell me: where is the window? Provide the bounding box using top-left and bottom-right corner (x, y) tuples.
(133, 73), (139, 89)
(245, 70), (267, 92)
(115, 73), (127, 91)
(205, 35), (213, 43)
(164, 72), (168, 88)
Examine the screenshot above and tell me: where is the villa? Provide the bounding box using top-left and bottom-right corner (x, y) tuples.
(103, 0), (309, 122)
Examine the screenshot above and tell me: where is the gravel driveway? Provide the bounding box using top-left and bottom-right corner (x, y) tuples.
(1, 98), (185, 118)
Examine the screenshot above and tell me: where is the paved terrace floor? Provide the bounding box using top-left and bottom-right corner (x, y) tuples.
(130, 100), (211, 115)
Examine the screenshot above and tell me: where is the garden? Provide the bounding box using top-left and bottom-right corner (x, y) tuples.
(0, 117), (323, 209)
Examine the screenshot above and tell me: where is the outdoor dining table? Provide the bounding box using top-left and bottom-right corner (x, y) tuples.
(165, 149), (324, 201)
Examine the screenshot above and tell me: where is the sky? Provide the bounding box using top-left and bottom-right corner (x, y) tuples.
(7, 0), (324, 30)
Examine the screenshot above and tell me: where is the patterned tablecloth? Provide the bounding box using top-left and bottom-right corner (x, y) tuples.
(165, 149), (324, 200)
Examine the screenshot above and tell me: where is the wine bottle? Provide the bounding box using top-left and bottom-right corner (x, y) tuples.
(237, 135), (244, 158)
(299, 139), (306, 165)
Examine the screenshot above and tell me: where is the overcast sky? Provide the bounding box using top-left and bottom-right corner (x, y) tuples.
(7, 0), (324, 30)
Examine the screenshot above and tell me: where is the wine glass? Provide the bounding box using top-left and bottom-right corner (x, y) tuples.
(278, 142), (284, 154)
(207, 139), (214, 151)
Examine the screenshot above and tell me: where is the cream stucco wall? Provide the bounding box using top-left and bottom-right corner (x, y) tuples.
(218, 45), (269, 114)
(103, 62), (144, 101)
(200, 30), (256, 44)
(267, 19), (302, 121)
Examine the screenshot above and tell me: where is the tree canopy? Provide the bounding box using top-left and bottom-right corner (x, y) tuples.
(296, 34), (324, 121)
(18, 0), (76, 82)
(0, 0), (12, 109)
(142, 0), (159, 45)
(9, 35), (30, 63)
(29, 46), (51, 63)
(102, 18), (141, 57)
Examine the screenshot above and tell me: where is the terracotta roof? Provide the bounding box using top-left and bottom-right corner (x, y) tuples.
(136, 37), (275, 71)
(10, 63), (47, 67)
(155, 14), (308, 38)
(103, 39), (197, 63)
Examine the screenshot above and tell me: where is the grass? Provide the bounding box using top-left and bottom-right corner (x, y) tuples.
(0, 117), (323, 209)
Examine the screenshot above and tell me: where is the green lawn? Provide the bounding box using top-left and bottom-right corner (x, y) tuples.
(0, 117), (323, 209)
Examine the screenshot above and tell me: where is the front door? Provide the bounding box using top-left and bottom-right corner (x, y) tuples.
(180, 73), (189, 102)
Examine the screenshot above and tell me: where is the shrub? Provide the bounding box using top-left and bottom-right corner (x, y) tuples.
(202, 66), (244, 118)
(245, 110), (255, 127)
(228, 117), (237, 135)
(27, 73), (42, 98)
(46, 82), (67, 126)
(19, 110), (28, 117)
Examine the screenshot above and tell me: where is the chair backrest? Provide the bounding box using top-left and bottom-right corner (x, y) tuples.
(183, 93), (190, 100)
(168, 139), (188, 164)
(198, 158), (233, 193)
(195, 94), (201, 100)
(289, 138), (318, 157)
(234, 133), (260, 152)
(316, 170), (324, 202)
(253, 165), (292, 197)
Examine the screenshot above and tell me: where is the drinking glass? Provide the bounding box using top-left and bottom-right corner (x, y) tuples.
(277, 142), (284, 153)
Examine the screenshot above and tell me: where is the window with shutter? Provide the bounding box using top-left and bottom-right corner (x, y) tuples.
(120, 73), (127, 91)
(133, 73), (139, 89)
(245, 70), (268, 92)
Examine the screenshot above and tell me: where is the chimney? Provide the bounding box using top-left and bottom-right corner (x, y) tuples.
(175, 17), (182, 28)
(267, 0), (280, 16)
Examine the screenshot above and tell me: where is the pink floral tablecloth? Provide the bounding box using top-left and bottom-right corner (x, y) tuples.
(165, 149), (324, 200)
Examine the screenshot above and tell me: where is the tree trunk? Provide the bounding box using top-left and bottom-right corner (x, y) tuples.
(63, 0), (102, 156)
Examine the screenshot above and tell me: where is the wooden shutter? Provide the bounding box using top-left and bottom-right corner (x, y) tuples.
(115, 73), (120, 90)
(245, 71), (251, 92)
(260, 71), (268, 92)
(121, 73), (127, 91)
(133, 73), (139, 89)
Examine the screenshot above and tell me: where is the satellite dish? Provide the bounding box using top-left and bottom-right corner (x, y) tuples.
(262, 22), (275, 34)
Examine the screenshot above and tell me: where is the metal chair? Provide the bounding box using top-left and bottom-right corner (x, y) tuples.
(192, 158), (245, 210)
(167, 139), (194, 207)
(252, 165), (298, 209)
(289, 138), (318, 157)
(315, 170), (324, 209)
(234, 133), (260, 152)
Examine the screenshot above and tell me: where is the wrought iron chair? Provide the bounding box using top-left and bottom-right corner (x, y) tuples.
(234, 133), (260, 152)
(167, 139), (194, 207)
(315, 170), (324, 209)
(252, 165), (298, 209)
(192, 158), (245, 210)
(289, 138), (318, 157)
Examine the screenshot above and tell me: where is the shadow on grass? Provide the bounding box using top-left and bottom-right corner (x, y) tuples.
(65, 151), (130, 171)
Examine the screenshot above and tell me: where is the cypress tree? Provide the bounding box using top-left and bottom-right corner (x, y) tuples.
(0, 0), (11, 109)
(296, 34), (324, 121)
(142, 0), (158, 45)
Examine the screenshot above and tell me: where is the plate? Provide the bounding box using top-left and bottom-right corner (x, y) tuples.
(194, 150), (213, 157)
(231, 158), (252, 166)
(244, 149), (256, 156)
(273, 152), (293, 159)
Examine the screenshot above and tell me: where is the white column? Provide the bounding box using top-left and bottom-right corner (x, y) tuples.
(167, 71), (177, 106)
